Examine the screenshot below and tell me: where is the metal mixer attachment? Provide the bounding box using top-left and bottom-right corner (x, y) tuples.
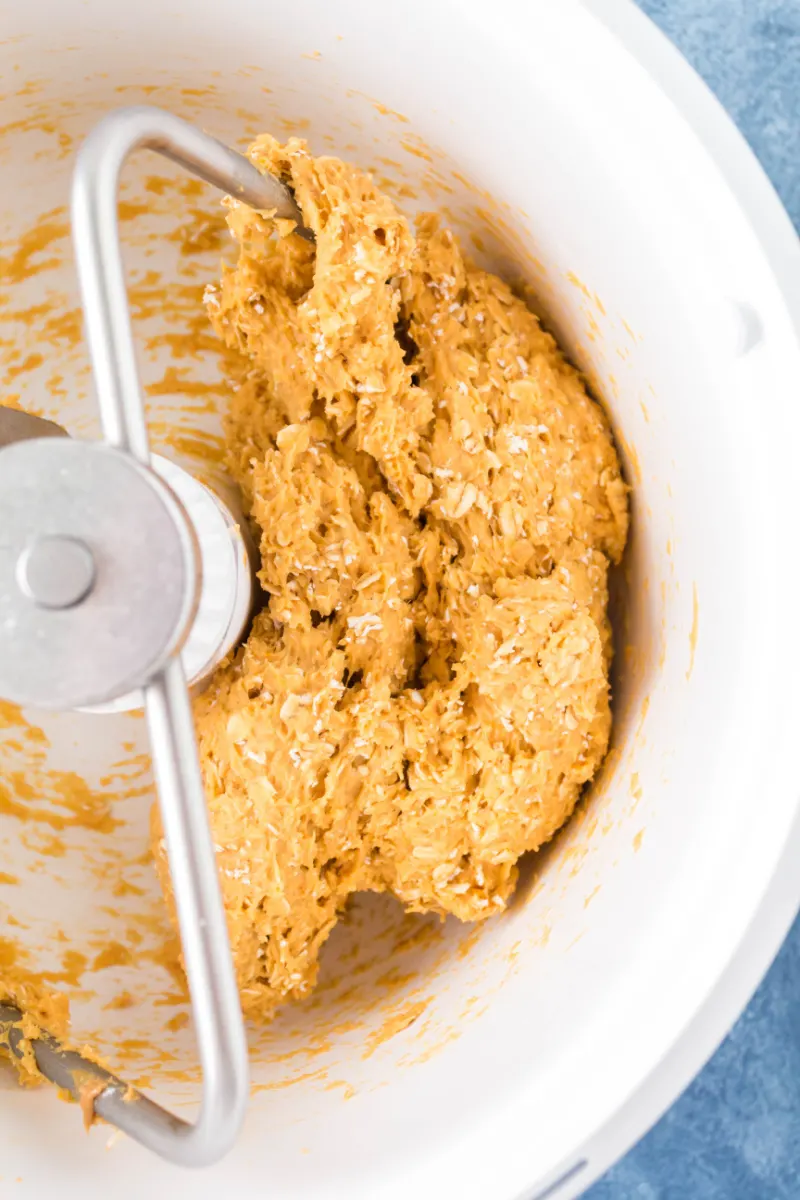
(0, 106), (309, 1166)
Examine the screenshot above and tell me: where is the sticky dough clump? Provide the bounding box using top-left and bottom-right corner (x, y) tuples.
(153, 137), (628, 1019)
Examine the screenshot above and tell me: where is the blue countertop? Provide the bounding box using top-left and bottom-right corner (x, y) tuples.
(589, 2), (800, 1197)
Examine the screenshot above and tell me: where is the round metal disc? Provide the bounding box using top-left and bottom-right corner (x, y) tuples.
(79, 455), (255, 714)
(17, 535), (97, 609)
(0, 438), (199, 710)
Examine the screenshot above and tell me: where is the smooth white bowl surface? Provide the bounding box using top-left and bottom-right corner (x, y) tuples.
(1, 2), (799, 1198)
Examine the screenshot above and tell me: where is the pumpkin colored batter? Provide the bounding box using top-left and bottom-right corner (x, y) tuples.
(153, 137), (628, 1019)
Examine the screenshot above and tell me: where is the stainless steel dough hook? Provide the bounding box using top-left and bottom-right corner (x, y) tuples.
(0, 106), (309, 1166)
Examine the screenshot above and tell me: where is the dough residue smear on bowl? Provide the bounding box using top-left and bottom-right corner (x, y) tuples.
(153, 136), (629, 1020)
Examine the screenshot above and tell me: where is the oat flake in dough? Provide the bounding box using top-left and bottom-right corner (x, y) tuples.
(153, 137), (629, 1020)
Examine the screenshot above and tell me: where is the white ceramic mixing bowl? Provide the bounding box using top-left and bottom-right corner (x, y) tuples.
(1, 1), (799, 1197)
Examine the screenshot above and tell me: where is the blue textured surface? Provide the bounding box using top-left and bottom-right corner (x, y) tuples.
(587, 2), (800, 1197)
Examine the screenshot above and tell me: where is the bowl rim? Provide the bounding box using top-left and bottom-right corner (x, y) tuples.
(529, 0), (800, 1195)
